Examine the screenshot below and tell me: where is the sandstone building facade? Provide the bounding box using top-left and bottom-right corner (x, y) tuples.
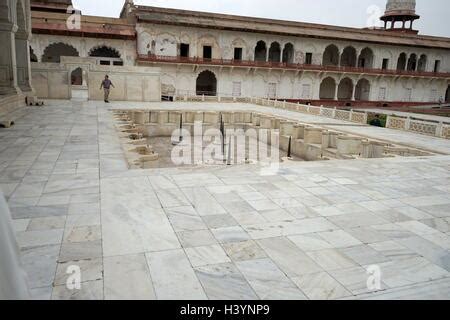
(25, 0), (450, 105)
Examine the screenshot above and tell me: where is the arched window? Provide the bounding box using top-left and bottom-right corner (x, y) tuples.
(417, 54), (427, 72)
(407, 54), (417, 71)
(268, 42), (281, 63)
(89, 46), (123, 66)
(322, 45), (339, 66)
(397, 53), (407, 70)
(254, 41), (267, 62)
(340, 47), (357, 67)
(358, 48), (374, 68)
(355, 79), (371, 101)
(282, 43), (294, 64)
(30, 46), (38, 62)
(42, 42), (79, 63)
(337, 78), (353, 100)
(319, 77), (336, 99)
(196, 70), (217, 96)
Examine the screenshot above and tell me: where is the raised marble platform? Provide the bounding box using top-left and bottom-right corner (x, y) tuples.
(0, 99), (449, 300)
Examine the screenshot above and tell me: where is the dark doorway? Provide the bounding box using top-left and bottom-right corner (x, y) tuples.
(196, 70), (217, 96)
(203, 46), (212, 59)
(254, 41), (267, 62)
(71, 68), (83, 86)
(180, 43), (189, 58)
(446, 85), (450, 103)
(305, 53), (313, 65)
(234, 48), (243, 60)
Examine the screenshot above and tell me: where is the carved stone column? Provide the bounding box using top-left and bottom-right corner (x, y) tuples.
(15, 30), (33, 93)
(0, 3), (20, 96)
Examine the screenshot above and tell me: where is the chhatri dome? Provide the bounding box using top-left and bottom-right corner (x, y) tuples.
(380, 0), (420, 33)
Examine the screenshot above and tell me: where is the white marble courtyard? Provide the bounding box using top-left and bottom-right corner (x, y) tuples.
(1, 100), (450, 300)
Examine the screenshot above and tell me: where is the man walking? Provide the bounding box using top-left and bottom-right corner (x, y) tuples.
(100, 75), (115, 103)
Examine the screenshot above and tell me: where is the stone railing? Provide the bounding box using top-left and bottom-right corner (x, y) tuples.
(249, 98), (368, 125)
(173, 94), (369, 125)
(386, 115), (450, 139)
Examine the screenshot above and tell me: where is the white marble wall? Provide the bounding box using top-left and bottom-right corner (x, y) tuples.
(136, 23), (450, 102)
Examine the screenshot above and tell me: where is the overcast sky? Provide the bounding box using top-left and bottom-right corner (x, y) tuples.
(72, 0), (449, 37)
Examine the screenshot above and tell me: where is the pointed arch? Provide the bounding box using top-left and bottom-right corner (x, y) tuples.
(196, 70), (217, 96)
(323, 45), (339, 66)
(319, 77), (337, 99)
(337, 78), (354, 100)
(42, 42), (79, 63)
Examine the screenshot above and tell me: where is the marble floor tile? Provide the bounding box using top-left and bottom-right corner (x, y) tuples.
(259, 208), (294, 222)
(311, 205), (346, 217)
(329, 266), (388, 295)
(420, 218), (450, 234)
(350, 277), (450, 300)
(271, 197), (302, 209)
(104, 254), (156, 300)
(257, 237), (322, 276)
(317, 230), (363, 248)
(395, 206), (434, 220)
(177, 230), (217, 248)
(52, 280), (104, 300)
(211, 226), (251, 243)
(371, 223), (416, 240)
(21, 244), (60, 289)
(195, 262), (258, 300)
(246, 199), (280, 211)
(222, 240), (267, 262)
(38, 195), (71, 206)
(182, 187), (227, 216)
(244, 217), (337, 239)
(397, 236), (450, 272)
(369, 241), (419, 261)
(372, 209), (412, 223)
(166, 206), (208, 232)
(148, 175), (177, 190)
(307, 249), (357, 271)
(63, 225), (102, 243)
(292, 272), (352, 300)
(236, 258), (307, 300)
(328, 212), (388, 229)
(54, 258), (103, 286)
(16, 229), (64, 248)
(420, 233), (450, 250)
(221, 200), (255, 214)
(11, 205), (68, 219)
(339, 245), (390, 265)
(185, 244), (231, 267)
(396, 221), (440, 236)
(155, 188), (190, 208)
(102, 203), (180, 256)
(68, 202), (100, 215)
(288, 234), (333, 252)
(27, 216), (66, 231)
(59, 240), (102, 263)
(12, 218), (30, 232)
(147, 249), (207, 300)
(10, 181), (46, 198)
(65, 214), (101, 227)
(202, 214), (238, 229)
(238, 191), (267, 201)
(374, 257), (449, 288)
(229, 210), (267, 226)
